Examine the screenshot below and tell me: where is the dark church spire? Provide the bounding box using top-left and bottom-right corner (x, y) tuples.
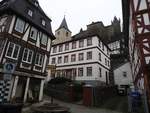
(57, 16), (70, 32)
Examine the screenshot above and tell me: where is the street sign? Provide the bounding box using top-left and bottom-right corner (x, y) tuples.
(3, 63), (16, 74)
(3, 63), (16, 81)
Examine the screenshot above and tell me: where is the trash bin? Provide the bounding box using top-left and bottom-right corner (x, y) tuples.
(0, 103), (23, 113)
(130, 90), (141, 113)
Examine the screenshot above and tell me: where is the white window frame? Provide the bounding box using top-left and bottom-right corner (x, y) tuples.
(53, 46), (57, 53)
(15, 18), (25, 33)
(71, 54), (76, 62)
(87, 37), (92, 46)
(78, 68), (83, 76)
(79, 39), (84, 48)
(5, 42), (20, 60)
(64, 56), (68, 63)
(87, 67), (92, 76)
(79, 53), (84, 61)
(58, 45), (63, 52)
(35, 53), (44, 67)
(87, 51), (92, 60)
(41, 34), (47, 45)
(65, 43), (69, 51)
(30, 27), (37, 40)
(22, 48), (33, 64)
(72, 41), (76, 49)
(58, 56), (62, 64)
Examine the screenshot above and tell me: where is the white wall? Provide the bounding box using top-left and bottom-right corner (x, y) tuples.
(114, 62), (133, 86)
(48, 36), (110, 83)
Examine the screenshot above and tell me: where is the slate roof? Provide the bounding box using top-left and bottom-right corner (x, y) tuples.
(56, 17), (71, 32)
(0, 0), (55, 39)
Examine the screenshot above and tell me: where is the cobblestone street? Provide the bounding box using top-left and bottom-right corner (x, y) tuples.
(22, 96), (127, 113)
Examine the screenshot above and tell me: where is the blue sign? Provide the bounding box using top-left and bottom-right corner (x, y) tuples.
(3, 63), (16, 74)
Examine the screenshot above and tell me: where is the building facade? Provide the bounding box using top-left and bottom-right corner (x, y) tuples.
(48, 18), (111, 85)
(0, 0), (55, 103)
(114, 62), (133, 88)
(122, 0), (150, 106)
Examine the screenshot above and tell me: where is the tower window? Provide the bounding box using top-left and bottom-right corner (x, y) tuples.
(66, 31), (68, 37)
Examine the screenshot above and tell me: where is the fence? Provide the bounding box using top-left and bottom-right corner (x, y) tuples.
(45, 84), (82, 102)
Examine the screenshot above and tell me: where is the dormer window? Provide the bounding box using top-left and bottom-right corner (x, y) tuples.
(28, 9), (33, 17)
(42, 19), (46, 26)
(35, 1), (39, 7)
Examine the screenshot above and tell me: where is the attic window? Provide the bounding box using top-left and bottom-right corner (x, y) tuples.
(42, 19), (46, 26)
(35, 1), (39, 7)
(28, 9), (33, 17)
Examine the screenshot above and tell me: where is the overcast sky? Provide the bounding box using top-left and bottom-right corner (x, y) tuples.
(38, 0), (122, 35)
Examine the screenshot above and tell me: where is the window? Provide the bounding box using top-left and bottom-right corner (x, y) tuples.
(15, 18), (25, 33)
(99, 68), (102, 77)
(79, 39), (84, 48)
(28, 9), (33, 17)
(72, 41), (76, 49)
(71, 54), (76, 62)
(99, 53), (101, 61)
(79, 53), (84, 61)
(41, 34), (47, 45)
(51, 58), (56, 64)
(59, 45), (63, 52)
(108, 60), (110, 67)
(64, 56), (68, 63)
(6, 42), (20, 59)
(30, 27), (37, 40)
(35, 53), (44, 66)
(22, 48), (33, 63)
(78, 68), (83, 76)
(99, 39), (101, 47)
(0, 40), (5, 55)
(123, 72), (127, 77)
(42, 19), (46, 26)
(58, 57), (62, 64)
(105, 58), (107, 65)
(34, 1), (39, 7)
(65, 43), (69, 51)
(66, 31), (68, 37)
(87, 51), (92, 60)
(87, 67), (92, 76)
(102, 44), (104, 51)
(107, 49), (109, 55)
(87, 38), (92, 46)
(106, 71), (108, 84)
(53, 46), (57, 53)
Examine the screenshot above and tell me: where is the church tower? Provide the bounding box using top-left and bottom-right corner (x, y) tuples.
(54, 17), (72, 44)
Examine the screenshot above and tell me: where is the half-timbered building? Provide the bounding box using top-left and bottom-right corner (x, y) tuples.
(122, 0), (150, 106)
(0, 0), (55, 103)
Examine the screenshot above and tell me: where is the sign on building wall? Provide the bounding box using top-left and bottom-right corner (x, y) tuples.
(3, 63), (16, 81)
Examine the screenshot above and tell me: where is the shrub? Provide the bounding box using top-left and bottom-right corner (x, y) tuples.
(48, 77), (72, 84)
